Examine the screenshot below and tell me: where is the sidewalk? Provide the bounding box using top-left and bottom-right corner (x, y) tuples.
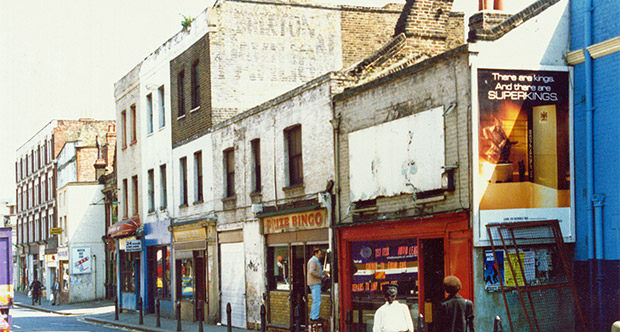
(12, 291), (253, 332)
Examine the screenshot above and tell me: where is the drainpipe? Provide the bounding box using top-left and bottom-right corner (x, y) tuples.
(329, 101), (341, 332)
(583, 0), (597, 329)
(593, 194), (605, 331)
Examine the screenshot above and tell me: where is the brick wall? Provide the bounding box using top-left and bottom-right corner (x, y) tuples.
(269, 291), (290, 326)
(340, 5), (403, 68)
(76, 147), (98, 182)
(334, 47), (471, 223)
(170, 34), (212, 147)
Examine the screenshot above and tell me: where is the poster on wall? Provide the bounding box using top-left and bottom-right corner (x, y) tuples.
(351, 239), (418, 300)
(71, 247), (91, 274)
(475, 68), (573, 245)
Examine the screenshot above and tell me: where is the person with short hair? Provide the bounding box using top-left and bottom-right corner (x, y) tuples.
(307, 247), (327, 322)
(437, 275), (474, 332)
(372, 284), (414, 332)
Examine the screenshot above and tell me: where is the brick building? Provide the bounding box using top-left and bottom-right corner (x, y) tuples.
(566, 0), (620, 330)
(333, 0), (580, 331)
(165, 0), (404, 327)
(14, 119), (114, 303)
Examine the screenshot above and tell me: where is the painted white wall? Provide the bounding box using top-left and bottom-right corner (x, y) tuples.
(62, 183), (106, 302)
(470, 0), (570, 68)
(171, 133), (215, 221)
(348, 107), (445, 202)
(139, 8), (211, 225)
(56, 142), (78, 189)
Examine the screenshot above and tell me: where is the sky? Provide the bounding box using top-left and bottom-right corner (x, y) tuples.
(0, 0), (485, 203)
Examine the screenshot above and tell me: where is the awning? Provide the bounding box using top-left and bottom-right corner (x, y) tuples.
(108, 217), (140, 238)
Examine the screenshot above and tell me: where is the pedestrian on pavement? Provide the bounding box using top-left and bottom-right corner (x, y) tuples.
(372, 283), (414, 332)
(29, 276), (42, 306)
(51, 278), (60, 305)
(307, 247), (328, 322)
(436, 275), (474, 332)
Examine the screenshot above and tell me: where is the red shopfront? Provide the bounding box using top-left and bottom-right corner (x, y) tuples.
(337, 212), (472, 332)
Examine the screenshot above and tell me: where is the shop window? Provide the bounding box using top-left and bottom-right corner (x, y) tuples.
(176, 258), (194, 300)
(120, 251), (140, 293)
(267, 246), (290, 291)
(156, 247), (172, 299)
(350, 238), (419, 328)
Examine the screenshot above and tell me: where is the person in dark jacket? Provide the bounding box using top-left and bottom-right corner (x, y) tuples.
(436, 275), (474, 332)
(29, 276), (42, 305)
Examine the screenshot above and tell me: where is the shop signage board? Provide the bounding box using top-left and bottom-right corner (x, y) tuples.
(71, 247), (91, 274)
(57, 247), (69, 261)
(173, 228), (207, 242)
(263, 209), (327, 234)
(50, 227), (62, 235)
(473, 67), (574, 245)
(125, 240), (142, 252)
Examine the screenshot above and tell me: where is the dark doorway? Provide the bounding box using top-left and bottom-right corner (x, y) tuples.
(290, 245), (307, 329)
(194, 251), (206, 322)
(146, 247), (156, 313)
(421, 238), (444, 332)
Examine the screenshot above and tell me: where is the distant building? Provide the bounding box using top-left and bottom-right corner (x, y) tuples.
(14, 119), (114, 303)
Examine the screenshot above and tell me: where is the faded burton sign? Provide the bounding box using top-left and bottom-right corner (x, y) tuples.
(263, 209), (327, 234)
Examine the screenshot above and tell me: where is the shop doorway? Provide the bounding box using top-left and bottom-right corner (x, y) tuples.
(193, 251), (206, 321)
(420, 238), (444, 332)
(146, 248), (156, 314)
(290, 245), (307, 327)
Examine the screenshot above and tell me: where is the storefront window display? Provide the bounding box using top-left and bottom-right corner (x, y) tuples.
(268, 246), (290, 291)
(120, 251), (140, 293)
(156, 247), (171, 299)
(176, 258), (194, 300)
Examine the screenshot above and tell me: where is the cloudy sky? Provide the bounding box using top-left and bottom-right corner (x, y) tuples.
(0, 0), (486, 202)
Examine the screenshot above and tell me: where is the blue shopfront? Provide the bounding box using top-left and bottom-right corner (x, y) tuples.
(143, 219), (173, 317)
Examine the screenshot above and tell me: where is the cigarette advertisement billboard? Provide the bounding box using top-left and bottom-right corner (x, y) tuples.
(474, 68), (573, 245)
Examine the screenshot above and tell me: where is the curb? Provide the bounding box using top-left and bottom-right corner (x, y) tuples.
(84, 317), (168, 332)
(13, 302), (76, 316)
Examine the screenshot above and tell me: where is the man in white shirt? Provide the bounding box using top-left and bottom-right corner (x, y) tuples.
(373, 284), (414, 332)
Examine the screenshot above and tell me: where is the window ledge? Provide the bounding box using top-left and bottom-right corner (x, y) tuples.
(179, 204), (188, 209)
(121, 145), (127, 150)
(193, 200), (204, 206)
(189, 106), (200, 113)
(146, 131), (154, 137)
(129, 140), (137, 146)
(283, 183), (304, 192)
(177, 114), (186, 120)
(222, 195), (237, 202)
(250, 191), (262, 197)
(148, 210), (156, 216)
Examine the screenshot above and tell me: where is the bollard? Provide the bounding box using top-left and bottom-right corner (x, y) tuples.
(176, 300), (182, 332)
(345, 309), (352, 332)
(260, 304), (266, 332)
(493, 315), (503, 332)
(114, 296), (119, 321)
(416, 314), (424, 332)
(198, 300), (204, 332)
(227, 303), (232, 332)
(155, 297), (161, 328)
(294, 306), (300, 332)
(138, 297), (143, 325)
